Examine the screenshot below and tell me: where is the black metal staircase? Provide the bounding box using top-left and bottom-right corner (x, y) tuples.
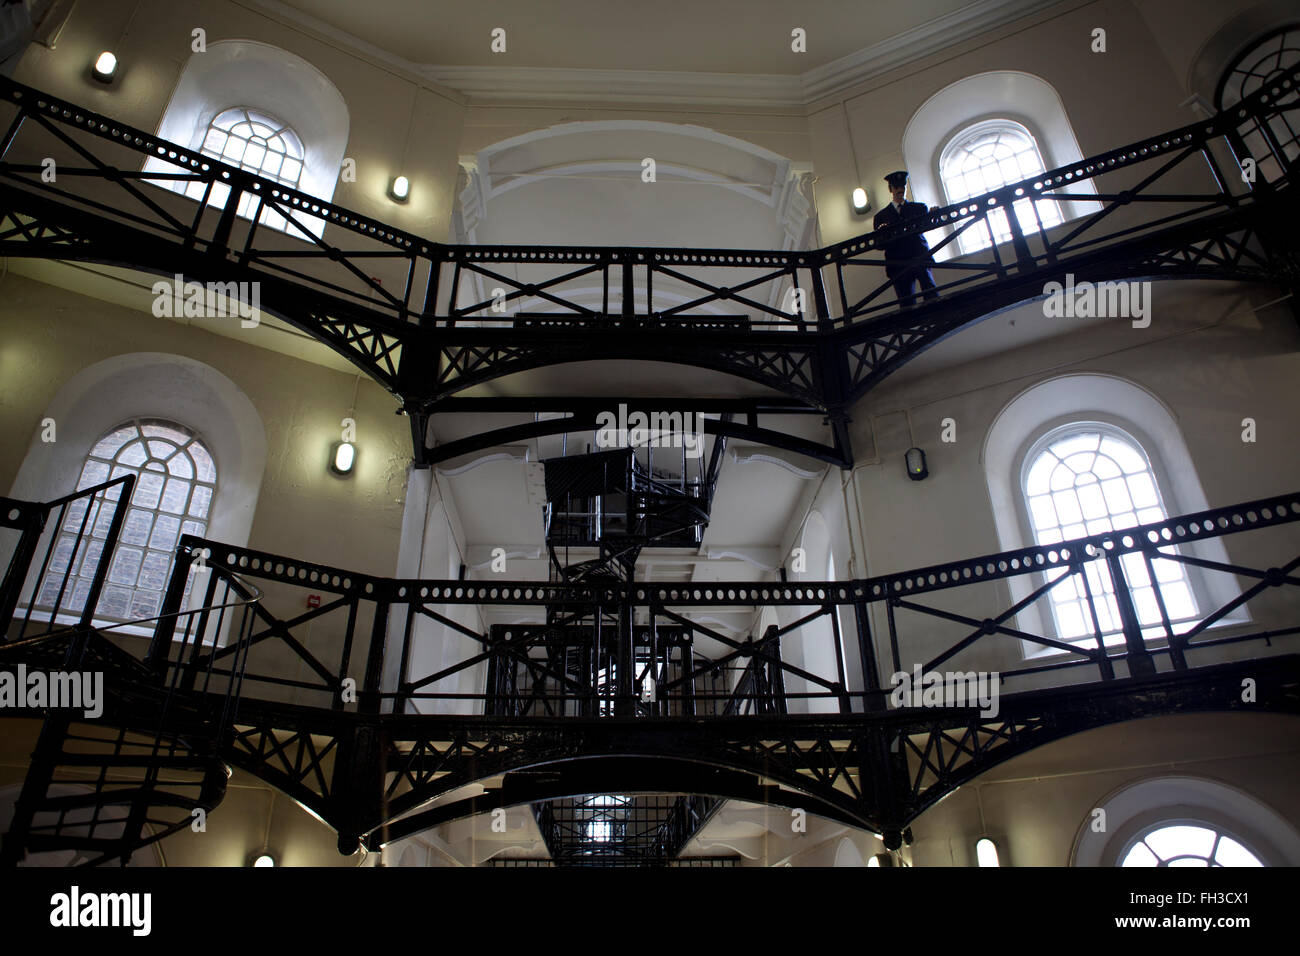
(0, 478), (258, 866)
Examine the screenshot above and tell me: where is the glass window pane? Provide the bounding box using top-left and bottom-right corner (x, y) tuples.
(1121, 842), (1158, 867)
(91, 425), (136, 458)
(1025, 455), (1054, 495)
(109, 547), (143, 587)
(49, 535), (77, 574)
(191, 444), (216, 483)
(1028, 494), (1057, 529)
(121, 508), (153, 547)
(129, 589), (161, 622)
(78, 538), (104, 579)
(118, 440), (148, 467)
(1214, 836), (1263, 867)
(133, 471), (164, 509)
(1145, 825), (1216, 860)
(138, 551), (171, 591)
(96, 584), (130, 619)
(1127, 472), (1159, 508)
(149, 514), (182, 552)
(189, 485), (212, 519)
(167, 453), (194, 479)
(77, 459), (111, 489)
(1052, 491), (1083, 525)
(160, 477), (190, 514)
(1077, 483), (1107, 520)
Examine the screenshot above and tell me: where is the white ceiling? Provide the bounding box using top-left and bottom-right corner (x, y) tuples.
(269, 0), (985, 73)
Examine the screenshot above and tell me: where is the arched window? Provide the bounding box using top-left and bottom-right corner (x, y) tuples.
(1120, 823), (1263, 867)
(1022, 425), (1195, 644)
(939, 120), (1062, 254)
(1072, 773), (1300, 866)
(176, 107), (307, 235)
(143, 40), (350, 242)
(38, 421), (216, 626)
(1214, 24), (1300, 183)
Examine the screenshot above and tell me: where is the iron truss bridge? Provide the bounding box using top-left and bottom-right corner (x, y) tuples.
(2, 480), (1298, 863)
(1, 69), (1298, 467)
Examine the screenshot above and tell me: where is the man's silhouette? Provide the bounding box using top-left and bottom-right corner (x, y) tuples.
(873, 170), (938, 308)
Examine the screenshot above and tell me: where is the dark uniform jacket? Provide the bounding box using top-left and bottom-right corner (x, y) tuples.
(873, 201), (933, 276)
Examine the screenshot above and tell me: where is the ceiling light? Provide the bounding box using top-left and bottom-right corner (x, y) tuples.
(250, 851), (276, 867)
(331, 440), (356, 475)
(91, 51), (118, 83)
(976, 837), (1000, 867)
(389, 175), (410, 203)
(851, 187), (869, 213)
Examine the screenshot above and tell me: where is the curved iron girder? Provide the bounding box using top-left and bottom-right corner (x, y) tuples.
(375, 714), (879, 833)
(422, 408), (849, 468)
(365, 655), (1300, 843)
(0, 183), (415, 395)
(425, 325), (826, 408)
(366, 755), (866, 851)
(893, 654), (1300, 826)
(6, 648), (1296, 854)
(840, 206), (1280, 404)
(0, 183), (831, 410)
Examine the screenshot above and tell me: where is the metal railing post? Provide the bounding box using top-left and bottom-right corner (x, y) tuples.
(1104, 551), (1156, 678)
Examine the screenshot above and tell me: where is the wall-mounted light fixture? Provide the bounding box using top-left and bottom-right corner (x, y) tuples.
(91, 51), (118, 83)
(851, 186), (870, 214)
(975, 837), (1000, 867)
(330, 440), (356, 475)
(388, 175), (410, 203)
(905, 446), (928, 481)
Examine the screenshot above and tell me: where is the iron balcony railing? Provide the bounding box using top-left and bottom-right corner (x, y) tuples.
(0, 64), (1294, 341)
(0, 487), (1272, 718)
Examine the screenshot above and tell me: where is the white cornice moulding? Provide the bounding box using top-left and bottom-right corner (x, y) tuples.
(800, 0), (1070, 103)
(245, 0), (1070, 111)
(423, 66), (805, 108)
(233, 0), (467, 104)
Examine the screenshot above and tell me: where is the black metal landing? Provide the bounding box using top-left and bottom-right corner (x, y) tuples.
(1, 68), (1297, 467)
(2, 483), (1298, 863)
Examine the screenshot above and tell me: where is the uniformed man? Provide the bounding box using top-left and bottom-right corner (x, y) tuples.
(873, 170), (938, 308)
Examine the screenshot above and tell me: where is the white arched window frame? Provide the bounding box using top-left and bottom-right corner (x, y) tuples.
(939, 120), (1063, 255)
(1119, 822), (1263, 867)
(1021, 423), (1198, 648)
(35, 420), (217, 628)
(1213, 23), (1300, 184)
(901, 72), (1101, 264)
(8, 353), (268, 641)
(983, 374), (1248, 663)
(172, 107), (309, 236)
(1072, 774), (1300, 866)
(143, 40), (350, 242)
